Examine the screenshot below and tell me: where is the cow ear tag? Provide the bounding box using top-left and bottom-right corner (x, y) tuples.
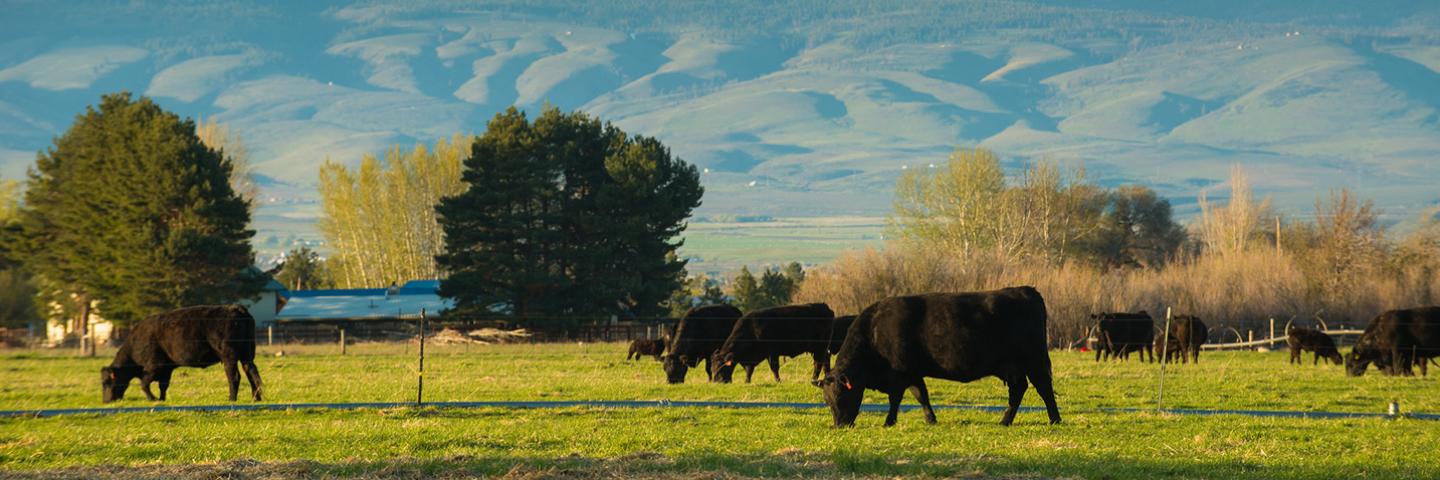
(840, 377), (853, 390)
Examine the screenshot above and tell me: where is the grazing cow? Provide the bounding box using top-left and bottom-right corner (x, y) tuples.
(661, 304), (743, 384)
(1090, 311), (1154, 362)
(102, 305), (262, 403)
(711, 303), (835, 384)
(815, 287), (1060, 427)
(1346, 307), (1440, 377)
(627, 338), (667, 361)
(1157, 315), (1207, 364)
(1286, 326), (1342, 366)
(829, 315), (857, 355)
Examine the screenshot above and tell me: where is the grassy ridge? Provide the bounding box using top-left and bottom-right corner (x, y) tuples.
(1, 344), (1438, 478)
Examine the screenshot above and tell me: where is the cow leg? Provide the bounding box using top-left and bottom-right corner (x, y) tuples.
(223, 359), (241, 401)
(812, 351), (831, 380)
(768, 355), (782, 383)
(156, 367), (174, 401)
(1028, 361), (1062, 425)
(242, 361), (263, 401)
(743, 364), (756, 384)
(909, 380), (937, 425)
(140, 370), (158, 401)
(883, 390), (903, 427)
(999, 372), (1030, 426)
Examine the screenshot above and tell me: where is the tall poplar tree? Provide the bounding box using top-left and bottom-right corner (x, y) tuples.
(18, 93), (262, 327)
(436, 106), (702, 327)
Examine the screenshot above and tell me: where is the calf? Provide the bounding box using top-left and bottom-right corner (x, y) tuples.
(1287, 326), (1342, 366)
(661, 304), (743, 383)
(1157, 315), (1207, 364)
(711, 303), (835, 384)
(816, 287), (1060, 427)
(102, 305), (262, 403)
(1347, 307), (1440, 376)
(627, 338), (667, 361)
(1091, 311), (1154, 362)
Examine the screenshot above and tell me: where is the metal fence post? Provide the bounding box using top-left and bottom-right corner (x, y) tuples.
(417, 308), (426, 406)
(1157, 307), (1172, 412)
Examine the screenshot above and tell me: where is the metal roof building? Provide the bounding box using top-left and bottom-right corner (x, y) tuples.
(272, 280), (452, 324)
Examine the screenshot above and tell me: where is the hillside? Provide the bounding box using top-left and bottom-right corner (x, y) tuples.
(1, 0), (1438, 256)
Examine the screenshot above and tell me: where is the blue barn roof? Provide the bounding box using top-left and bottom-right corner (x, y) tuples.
(274, 280), (452, 323)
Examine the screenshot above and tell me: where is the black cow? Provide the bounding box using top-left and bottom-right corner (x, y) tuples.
(815, 287), (1060, 427)
(102, 305), (262, 403)
(1091, 311), (1154, 362)
(1286, 326), (1342, 366)
(1157, 315), (1207, 364)
(627, 338), (667, 361)
(829, 315), (857, 355)
(661, 304), (743, 384)
(711, 303), (835, 384)
(1346, 307), (1440, 377)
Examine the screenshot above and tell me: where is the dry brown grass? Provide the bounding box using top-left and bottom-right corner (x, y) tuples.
(796, 243), (1440, 346)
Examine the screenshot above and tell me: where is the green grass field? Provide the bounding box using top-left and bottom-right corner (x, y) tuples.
(1, 344), (1438, 479)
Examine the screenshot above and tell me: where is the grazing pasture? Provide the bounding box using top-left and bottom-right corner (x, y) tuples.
(1, 343), (1438, 479)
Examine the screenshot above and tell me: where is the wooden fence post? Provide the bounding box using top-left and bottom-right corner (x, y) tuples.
(1157, 307), (1172, 411)
(417, 309), (427, 406)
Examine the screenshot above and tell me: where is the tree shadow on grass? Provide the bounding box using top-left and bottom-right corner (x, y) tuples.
(0, 450), (1433, 480)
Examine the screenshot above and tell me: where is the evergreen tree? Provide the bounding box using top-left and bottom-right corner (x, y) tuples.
(436, 106), (700, 327)
(17, 92), (262, 326)
(730, 266), (763, 311)
(665, 273), (731, 317)
(274, 246), (331, 291)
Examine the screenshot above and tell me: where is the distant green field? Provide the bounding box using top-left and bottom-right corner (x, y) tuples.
(678, 217), (885, 273)
(1, 344), (1437, 478)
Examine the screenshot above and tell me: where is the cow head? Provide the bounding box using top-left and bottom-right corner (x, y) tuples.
(814, 373), (862, 427)
(1345, 349), (1378, 377)
(709, 351), (737, 383)
(661, 354), (689, 384)
(101, 365), (139, 403)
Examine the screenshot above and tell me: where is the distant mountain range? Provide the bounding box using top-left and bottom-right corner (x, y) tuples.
(3, 0), (1438, 248)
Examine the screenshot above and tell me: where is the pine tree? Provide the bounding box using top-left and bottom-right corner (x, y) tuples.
(274, 246), (331, 291)
(730, 266), (762, 311)
(436, 106), (702, 327)
(18, 92), (262, 327)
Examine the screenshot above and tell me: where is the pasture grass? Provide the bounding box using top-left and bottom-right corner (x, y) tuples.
(1, 344), (1438, 478)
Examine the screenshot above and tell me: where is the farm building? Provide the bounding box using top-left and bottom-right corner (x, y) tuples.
(43, 273), (289, 347)
(266, 280), (453, 343)
(273, 280), (452, 324)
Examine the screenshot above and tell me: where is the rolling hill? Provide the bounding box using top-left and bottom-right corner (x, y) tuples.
(1, 0), (1437, 258)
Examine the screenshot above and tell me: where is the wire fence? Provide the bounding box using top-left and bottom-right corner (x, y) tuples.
(1, 308), (1436, 423)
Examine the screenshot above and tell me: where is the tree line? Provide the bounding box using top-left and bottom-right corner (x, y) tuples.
(804, 151), (1440, 345)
